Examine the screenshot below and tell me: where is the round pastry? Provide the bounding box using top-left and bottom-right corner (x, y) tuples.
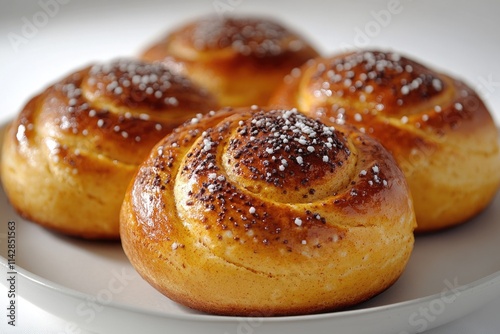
(140, 15), (320, 107)
(0, 58), (218, 239)
(270, 50), (500, 232)
(120, 106), (416, 316)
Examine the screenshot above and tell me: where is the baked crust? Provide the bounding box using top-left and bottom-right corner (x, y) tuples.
(141, 15), (320, 107)
(270, 50), (500, 232)
(120, 107), (416, 315)
(0, 59), (218, 239)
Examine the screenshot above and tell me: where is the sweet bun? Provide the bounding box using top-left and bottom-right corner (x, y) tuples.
(141, 15), (320, 107)
(1, 58), (218, 239)
(271, 50), (500, 232)
(120, 106), (416, 316)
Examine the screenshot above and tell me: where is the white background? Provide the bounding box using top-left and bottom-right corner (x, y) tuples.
(1, 0), (500, 333)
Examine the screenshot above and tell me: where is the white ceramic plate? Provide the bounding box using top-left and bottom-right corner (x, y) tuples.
(1, 1), (500, 333)
(1, 117), (500, 334)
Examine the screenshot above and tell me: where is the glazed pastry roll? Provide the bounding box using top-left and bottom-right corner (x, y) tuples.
(1, 58), (218, 239)
(120, 106), (416, 316)
(271, 50), (500, 232)
(141, 15), (320, 107)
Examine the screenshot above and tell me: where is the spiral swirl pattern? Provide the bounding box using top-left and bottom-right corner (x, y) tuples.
(1, 58), (217, 238)
(271, 50), (500, 231)
(141, 15), (320, 107)
(121, 107), (415, 316)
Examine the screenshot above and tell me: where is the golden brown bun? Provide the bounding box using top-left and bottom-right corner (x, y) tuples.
(270, 50), (500, 232)
(1, 59), (218, 239)
(141, 15), (320, 107)
(120, 107), (416, 316)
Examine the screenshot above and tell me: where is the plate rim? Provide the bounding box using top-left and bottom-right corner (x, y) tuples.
(1, 120), (500, 331)
(1, 253), (500, 324)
